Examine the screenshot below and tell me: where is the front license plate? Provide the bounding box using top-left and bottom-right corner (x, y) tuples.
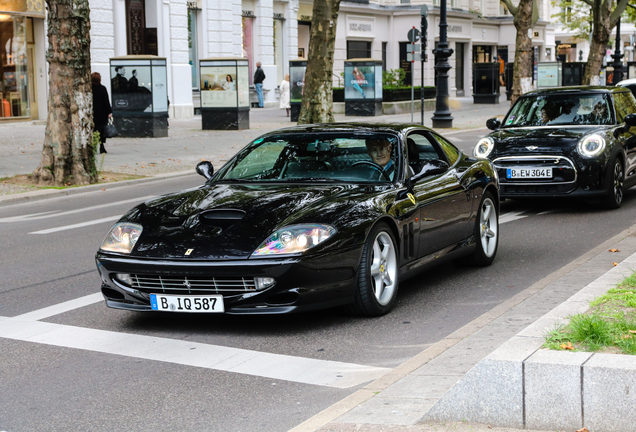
(150, 294), (225, 313)
(506, 167), (552, 179)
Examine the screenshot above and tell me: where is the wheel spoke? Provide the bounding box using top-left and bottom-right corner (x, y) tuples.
(482, 205), (491, 222)
(370, 262), (381, 277)
(486, 228), (496, 238)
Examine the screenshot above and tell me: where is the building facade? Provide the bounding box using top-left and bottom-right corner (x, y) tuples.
(5, 0), (563, 123)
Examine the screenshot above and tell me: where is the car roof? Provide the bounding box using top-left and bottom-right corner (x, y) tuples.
(522, 85), (631, 97)
(616, 78), (636, 86)
(258, 123), (431, 136)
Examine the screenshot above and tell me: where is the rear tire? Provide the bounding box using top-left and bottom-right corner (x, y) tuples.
(347, 222), (399, 317)
(466, 191), (499, 266)
(600, 157), (624, 209)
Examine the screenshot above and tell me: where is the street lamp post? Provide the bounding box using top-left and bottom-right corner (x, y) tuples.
(431, 0), (454, 128)
(611, 17), (624, 85)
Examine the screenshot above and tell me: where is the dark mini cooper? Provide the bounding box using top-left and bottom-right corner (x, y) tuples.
(96, 124), (499, 317)
(474, 87), (636, 208)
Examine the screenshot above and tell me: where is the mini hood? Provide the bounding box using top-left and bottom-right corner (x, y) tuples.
(489, 125), (609, 157)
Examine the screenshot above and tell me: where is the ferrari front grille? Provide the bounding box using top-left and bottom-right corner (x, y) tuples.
(127, 274), (258, 293)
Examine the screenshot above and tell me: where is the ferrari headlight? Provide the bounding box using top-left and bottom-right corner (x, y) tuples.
(100, 222), (142, 254)
(252, 224), (336, 256)
(474, 137), (495, 159)
(577, 134), (606, 158)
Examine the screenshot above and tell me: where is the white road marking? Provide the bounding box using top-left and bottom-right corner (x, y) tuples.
(0, 315), (389, 388)
(0, 196), (155, 223)
(537, 208), (563, 215)
(29, 215), (122, 234)
(14, 293), (104, 321)
(499, 210), (528, 224)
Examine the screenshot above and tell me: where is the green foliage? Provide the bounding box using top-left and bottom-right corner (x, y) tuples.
(544, 271), (636, 355)
(383, 69), (406, 88)
(550, 0), (593, 41)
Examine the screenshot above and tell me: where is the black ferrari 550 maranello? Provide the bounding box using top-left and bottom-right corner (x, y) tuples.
(474, 86), (636, 208)
(96, 124), (499, 317)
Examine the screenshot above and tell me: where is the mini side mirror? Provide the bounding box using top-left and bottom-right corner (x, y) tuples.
(196, 161), (214, 180)
(486, 118), (501, 131)
(625, 113), (636, 127)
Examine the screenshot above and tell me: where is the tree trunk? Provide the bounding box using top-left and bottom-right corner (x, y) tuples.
(298, 0), (341, 125)
(582, 1), (615, 85)
(510, 0), (534, 104)
(33, 0), (96, 185)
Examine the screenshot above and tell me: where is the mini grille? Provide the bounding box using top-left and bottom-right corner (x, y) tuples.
(128, 274), (257, 293)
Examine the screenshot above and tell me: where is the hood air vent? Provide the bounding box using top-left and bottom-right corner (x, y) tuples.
(199, 209), (246, 228)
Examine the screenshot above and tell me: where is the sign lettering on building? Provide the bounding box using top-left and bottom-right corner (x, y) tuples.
(534, 31), (540, 37)
(346, 15), (375, 38)
(448, 25), (463, 33)
(273, 13), (284, 20)
(300, 15), (312, 21)
(242, 10), (255, 18)
(0, 0), (44, 15)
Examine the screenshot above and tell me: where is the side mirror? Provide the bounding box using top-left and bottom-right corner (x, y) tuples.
(625, 113), (636, 127)
(196, 161), (214, 180)
(486, 118), (501, 130)
(411, 159), (450, 183)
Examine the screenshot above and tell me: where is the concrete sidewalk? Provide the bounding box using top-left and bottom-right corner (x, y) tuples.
(0, 97), (506, 198)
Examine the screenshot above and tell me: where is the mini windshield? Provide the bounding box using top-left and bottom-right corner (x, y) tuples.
(215, 133), (400, 183)
(502, 93), (614, 127)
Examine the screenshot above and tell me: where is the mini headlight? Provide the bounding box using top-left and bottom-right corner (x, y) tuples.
(252, 224), (336, 256)
(100, 222), (142, 254)
(474, 137), (495, 159)
(577, 134), (606, 158)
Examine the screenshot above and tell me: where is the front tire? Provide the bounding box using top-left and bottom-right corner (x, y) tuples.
(347, 223), (399, 317)
(601, 157), (624, 209)
(466, 191), (499, 266)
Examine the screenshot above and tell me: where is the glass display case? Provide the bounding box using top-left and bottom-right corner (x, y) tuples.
(537, 62), (563, 88)
(472, 62), (500, 104)
(109, 56), (168, 137)
(199, 58), (249, 130)
(289, 59), (306, 121)
(343, 59), (382, 116)
(562, 62), (586, 86)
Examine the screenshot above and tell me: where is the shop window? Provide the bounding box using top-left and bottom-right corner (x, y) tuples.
(347, 41), (371, 60)
(0, 14), (28, 118)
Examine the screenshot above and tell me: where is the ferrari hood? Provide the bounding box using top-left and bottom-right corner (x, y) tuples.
(489, 125), (609, 158)
(121, 182), (382, 259)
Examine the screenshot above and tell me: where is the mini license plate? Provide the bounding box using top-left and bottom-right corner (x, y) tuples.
(150, 294), (225, 313)
(506, 167), (552, 179)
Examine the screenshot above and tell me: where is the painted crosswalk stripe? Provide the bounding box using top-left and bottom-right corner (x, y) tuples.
(0, 196), (155, 223)
(29, 215), (122, 234)
(0, 316), (389, 388)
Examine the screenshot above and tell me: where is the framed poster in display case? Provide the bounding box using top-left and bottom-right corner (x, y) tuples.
(109, 56), (168, 137)
(289, 59), (307, 121)
(343, 59), (382, 116)
(199, 58), (250, 130)
(537, 62), (562, 88)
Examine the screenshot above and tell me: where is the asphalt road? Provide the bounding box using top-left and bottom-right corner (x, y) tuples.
(1, 128), (636, 432)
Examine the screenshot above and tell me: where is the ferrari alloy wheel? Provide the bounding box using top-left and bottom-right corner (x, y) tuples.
(348, 223), (399, 317)
(466, 192), (498, 266)
(601, 158), (624, 209)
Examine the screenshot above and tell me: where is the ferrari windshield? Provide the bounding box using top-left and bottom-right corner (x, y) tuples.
(215, 133), (400, 183)
(503, 93), (614, 127)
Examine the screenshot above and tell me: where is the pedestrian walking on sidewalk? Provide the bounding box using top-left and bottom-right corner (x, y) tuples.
(91, 72), (113, 154)
(280, 73), (290, 116)
(254, 61), (266, 108)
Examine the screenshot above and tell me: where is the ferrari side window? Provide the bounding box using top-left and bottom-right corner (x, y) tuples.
(433, 134), (460, 165)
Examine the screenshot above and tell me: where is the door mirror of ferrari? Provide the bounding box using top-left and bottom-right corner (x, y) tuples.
(486, 117), (501, 130)
(196, 161), (214, 180)
(411, 159), (450, 183)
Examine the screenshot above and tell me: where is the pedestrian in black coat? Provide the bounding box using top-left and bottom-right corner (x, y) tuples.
(92, 72), (113, 154)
